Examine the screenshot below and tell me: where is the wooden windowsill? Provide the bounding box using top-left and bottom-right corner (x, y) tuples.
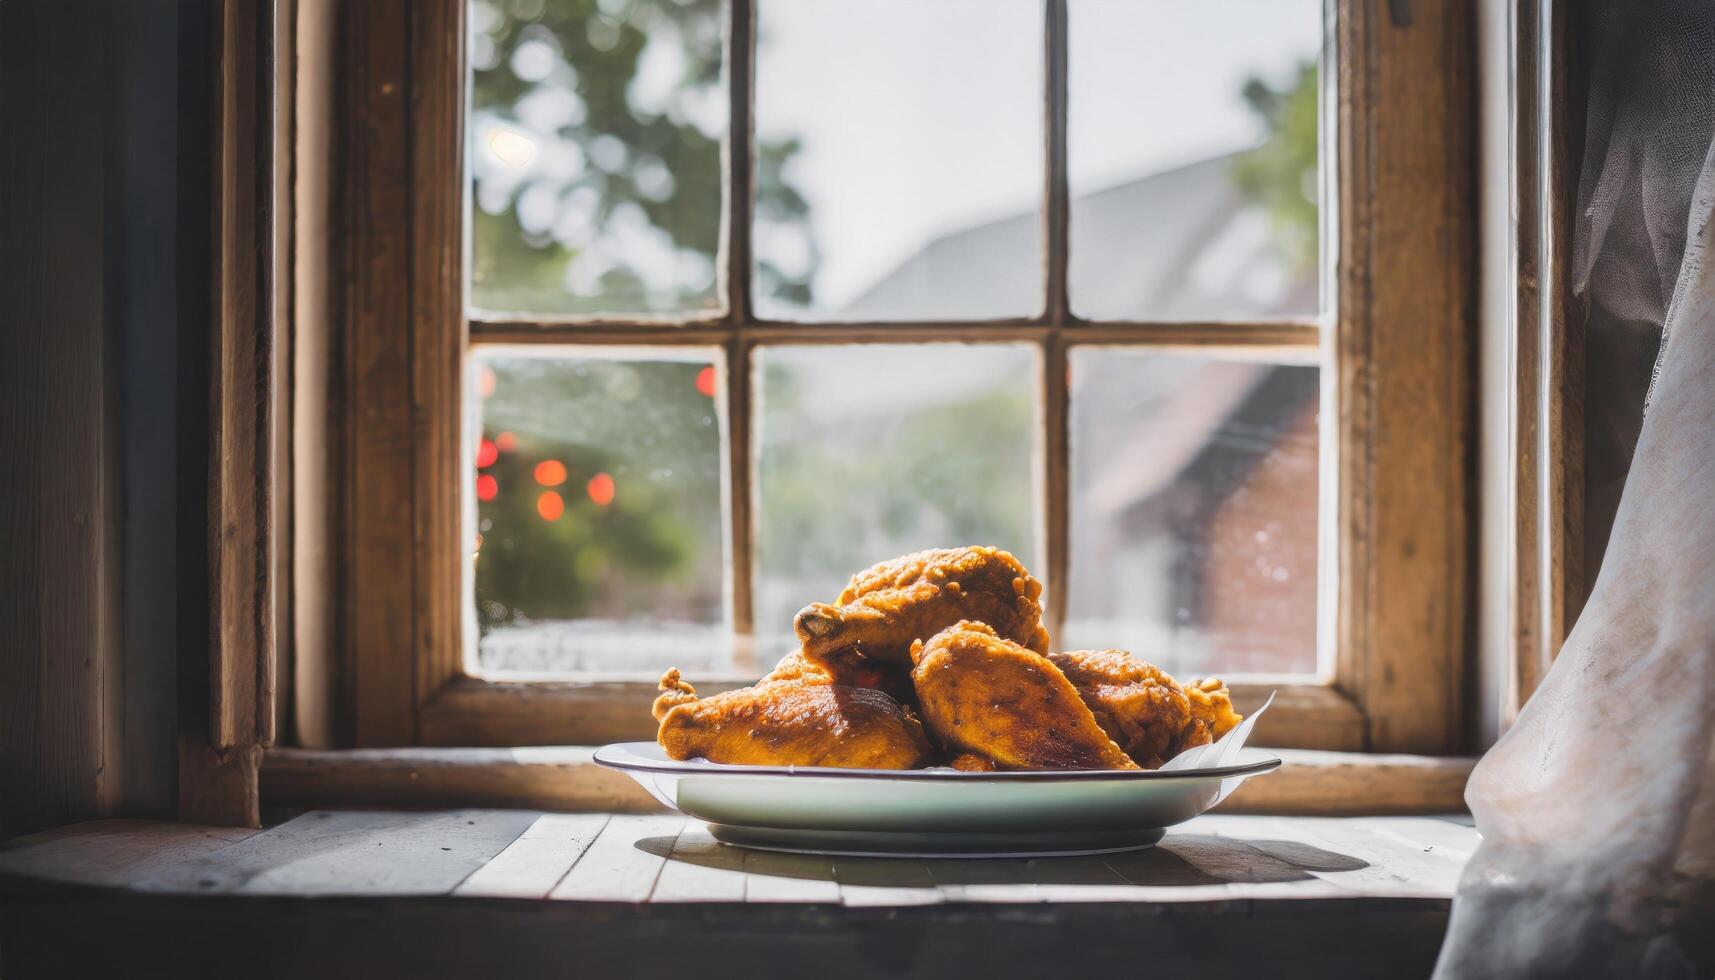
(259, 746), (1474, 816)
(0, 809), (1479, 978)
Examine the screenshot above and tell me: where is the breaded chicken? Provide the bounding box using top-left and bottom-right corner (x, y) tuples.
(1183, 676), (1244, 748)
(1049, 650), (1243, 767)
(909, 622), (1137, 771)
(793, 547), (1050, 666)
(652, 668), (931, 769)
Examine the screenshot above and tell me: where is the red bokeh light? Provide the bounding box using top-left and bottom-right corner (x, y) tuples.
(476, 438), (499, 468)
(536, 490), (565, 521)
(695, 365), (717, 397)
(477, 366), (497, 398)
(586, 472), (615, 506)
(533, 459), (568, 486)
(495, 431), (518, 452)
(475, 474), (498, 501)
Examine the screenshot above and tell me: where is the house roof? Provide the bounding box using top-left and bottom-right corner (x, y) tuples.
(819, 151), (1319, 512)
(840, 152), (1314, 321)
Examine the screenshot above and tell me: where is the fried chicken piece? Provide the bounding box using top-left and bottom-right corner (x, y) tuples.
(1049, 650), (1244, 767)
(946, 753), (998, 772)
(794, 547), (1050, 666)
(651, 668), (932, 769)
(762, 647), (917, 708)
(909, 622), (1138, 771)
(1048, 650), (1193, 768)
(1184, 676), (1243, 747)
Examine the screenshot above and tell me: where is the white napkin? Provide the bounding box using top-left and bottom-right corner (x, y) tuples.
(1157, 691), (1274, 803)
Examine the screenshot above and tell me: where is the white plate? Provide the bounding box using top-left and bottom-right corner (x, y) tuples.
(593, 742), (1281, 858)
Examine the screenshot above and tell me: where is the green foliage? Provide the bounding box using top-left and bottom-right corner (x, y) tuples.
(1231, 60), (1319, 272)
(474, 357), (723, 631)
(469, 0), (818, 314)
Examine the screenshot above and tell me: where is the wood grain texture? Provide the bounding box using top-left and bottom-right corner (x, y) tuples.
(263, 745), (660, 811)
(409, 0), (469, 717)
(338, 0), (422, 745)
(260, 746), (1472, 816)
(326, 0), (469, 746)
(1334, 0), (1477, 754)
(550, 814), (686, 901)
(0, 820), (257, 890)
(271, 0), (299, 749)
(649, 821), (749, 902)
(209, 0), (277, 750)
(290, 0), (340, 750)
(0, 810), (1477, 907)
(0, 812), (1476, 978)
(1507, 0), (1547, 726)
(740, 847), (841, 903)
(113, 0), (196, 824)
(178, 736), (263, 829)
(1040, 0), (1071, 641)
(0, 0), (125, 839)
(1221, 749), (1474, 815)
(453, 812), (610, 898)
(1506, 0), (1583, 726)
(723, 0), (757, 659)
(135, 808), (534, 896)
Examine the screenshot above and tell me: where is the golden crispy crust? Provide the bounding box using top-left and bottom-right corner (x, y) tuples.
(652, 549), (1239, 774)
(1048, 652), (1244, 767)
(910, 622), (1138, 771)
(793, 547), (1049, 665)
(652, 669), (932, 770)
(1183, 676), (1243, 746)
(1048, 650), (1193, 769)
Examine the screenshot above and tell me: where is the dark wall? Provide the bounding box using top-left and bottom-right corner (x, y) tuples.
(0, 0), (212, 838)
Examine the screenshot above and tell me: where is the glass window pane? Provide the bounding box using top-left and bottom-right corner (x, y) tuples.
(468, 0), (727, 317)
(1066, 350), (1320, 677)
(1069, 0), (1323, 320)
(470, 350), (728, 675)
(753, 0), (1043, 321)
(753, 344), (1040, 667)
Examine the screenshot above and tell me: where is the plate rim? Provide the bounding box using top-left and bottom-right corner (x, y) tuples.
(593, 741), (1282, 782)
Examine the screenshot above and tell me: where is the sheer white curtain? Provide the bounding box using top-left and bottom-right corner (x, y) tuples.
(1435, 5), (1715, 977)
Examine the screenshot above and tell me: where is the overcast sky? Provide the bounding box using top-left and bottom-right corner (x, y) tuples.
(756, 0), (1324, 308)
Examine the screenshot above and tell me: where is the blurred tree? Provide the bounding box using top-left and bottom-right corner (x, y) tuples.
(469, 0), (819, 314)
(1231, 60), (1319, 273)
(467, 0), (820, 647)
(474, 357), (724, 632)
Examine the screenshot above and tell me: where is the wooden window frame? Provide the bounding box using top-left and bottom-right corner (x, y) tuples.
(314, 0), (1474, 755)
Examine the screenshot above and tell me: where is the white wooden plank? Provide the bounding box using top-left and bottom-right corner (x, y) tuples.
(1359, 815), (1482, 863)
(0, 820), (258, 890)
(1169, 824), (1356, 901)
(832, 857), (945, 907)
(1210, 815), (1464, 899)
(133, 810), (537, 897)
(741, 848), (841, 903)
(925, 859), (1044, 903)
(1026, 854), (1198, 904)
(550, 814), (685, 902)
(453, 813), (610, 899)
(650, 821), (748, 903)
(1102, 836), (1245, 906)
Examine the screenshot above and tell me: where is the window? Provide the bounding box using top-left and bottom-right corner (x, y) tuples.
(321, 0), (1473, 754)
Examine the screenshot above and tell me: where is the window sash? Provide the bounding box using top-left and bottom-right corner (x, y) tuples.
(462, 0), (1328, 675)
(322, 0), (1474, 755)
